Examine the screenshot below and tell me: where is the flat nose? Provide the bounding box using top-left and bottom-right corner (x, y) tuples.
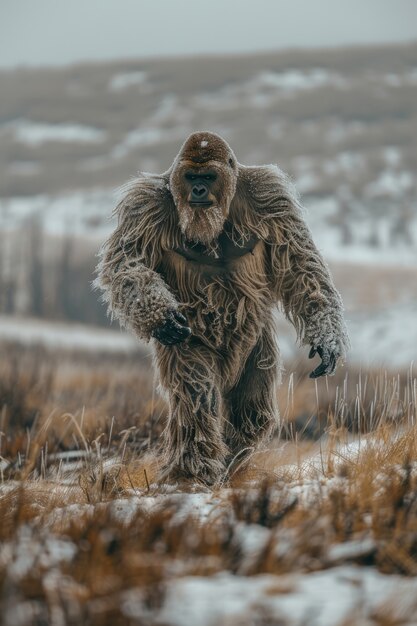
(191, 183), (209, 200)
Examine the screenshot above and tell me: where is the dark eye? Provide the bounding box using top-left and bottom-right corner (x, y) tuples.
(204, 175), (212, 181)
(185, 173), (197, 181)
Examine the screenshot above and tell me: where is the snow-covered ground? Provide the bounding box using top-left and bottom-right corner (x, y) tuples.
(347, 301), (417, 368)
(0, 315), (142, 354)
(157, 566), (417, 626)
(2, 436), (417, 625)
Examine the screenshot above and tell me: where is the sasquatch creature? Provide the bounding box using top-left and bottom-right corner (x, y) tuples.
(96, 132), (349, 484)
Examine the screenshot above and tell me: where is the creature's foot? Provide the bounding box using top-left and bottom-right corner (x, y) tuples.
(160, 451), (227, 487)
(225, 416), (278, 466)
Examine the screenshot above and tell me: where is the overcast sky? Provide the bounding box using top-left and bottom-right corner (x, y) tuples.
(1, 0), (417, 68)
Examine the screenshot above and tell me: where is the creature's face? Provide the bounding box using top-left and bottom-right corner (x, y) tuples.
(169, 132), (238, 245)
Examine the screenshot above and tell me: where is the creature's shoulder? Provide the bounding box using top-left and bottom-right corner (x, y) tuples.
(235, 164), (302, 217)
(115, 172), (175, 223)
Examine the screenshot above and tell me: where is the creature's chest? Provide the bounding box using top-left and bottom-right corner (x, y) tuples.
(159, 237), (270, 348)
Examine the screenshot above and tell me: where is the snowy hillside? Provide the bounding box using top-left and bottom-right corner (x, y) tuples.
(0, 42), (416, 367)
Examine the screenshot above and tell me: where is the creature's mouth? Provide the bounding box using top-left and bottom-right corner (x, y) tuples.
(189, 201), (213, 208)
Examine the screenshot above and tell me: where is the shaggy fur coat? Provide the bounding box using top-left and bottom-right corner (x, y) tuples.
(96, 132), (349, 483)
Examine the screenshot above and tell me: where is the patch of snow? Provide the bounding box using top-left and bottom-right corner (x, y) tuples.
(365, 169), (414, 198)
(193, 69), (344, 114)
(0, 189), (116, 237)
(8, 120), (106, 146)
(171, 492), (223, 523)
(258, 68), (344, 93)
(347, 301), (417, 369)
(337, 151), (366, 172)
(383, 147), (402, 167)
(326, 120), (367, 144)
(149, 95), (186, 124)
(111, 125), (189, 160)
(296, 172), (319, 193)
(321, 151), (366, 177)
(157, 566), (417, 626)
(327, 538), (376, 563)
(109, 71), (148, 91)
(305, 196), (417, 268)
(234, 522), (271, 568)
(0, 315), (143, 353)
(1, 527), (76, 581)
(384, 68), (417, 87)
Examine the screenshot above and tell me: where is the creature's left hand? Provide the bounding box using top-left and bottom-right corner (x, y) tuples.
(308, 345), (337, 378)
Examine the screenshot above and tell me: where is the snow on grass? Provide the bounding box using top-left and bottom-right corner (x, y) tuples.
(258, 68), (345, 93)
(366, 169), (414, 197)
(306, 196), (417, 268)
(1, 528), (76, 581)
(157, 566), (417, 626)
(0, 189), (116, 237)
(194, 68), (345, 112)
(8, 120), (107, 146)
(0, 315), (141, 353)
(384, 68), (417, 87)
(348, 301), (417, 368)
(2, 425), (417, 624)
(108, 70), (148, 91)
(111, 125), (189, 159)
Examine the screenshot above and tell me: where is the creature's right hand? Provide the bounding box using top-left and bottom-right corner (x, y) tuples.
(151, 310), (192, 346)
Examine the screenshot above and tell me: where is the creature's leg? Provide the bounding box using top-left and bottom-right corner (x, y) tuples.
(225, 325), (280, 460)
(155, 341), (229, 485)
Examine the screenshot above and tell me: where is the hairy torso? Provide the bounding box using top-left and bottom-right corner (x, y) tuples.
(127, 175), (279, 384)
(157, 223), (273, 385)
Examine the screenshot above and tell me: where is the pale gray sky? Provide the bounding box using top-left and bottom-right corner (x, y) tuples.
(1, 0), (417, 68)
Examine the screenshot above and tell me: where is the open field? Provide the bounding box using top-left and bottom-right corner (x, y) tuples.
(1, 340), (417, 624)
(1, 41), (416, 624)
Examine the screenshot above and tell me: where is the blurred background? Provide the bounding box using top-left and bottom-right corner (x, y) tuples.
(1, 0), (417, 373)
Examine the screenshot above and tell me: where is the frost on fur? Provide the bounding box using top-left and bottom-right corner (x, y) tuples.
(95, 174), (181, 343)
(239, 163), (351, 368)
(96, 256), (178, 342)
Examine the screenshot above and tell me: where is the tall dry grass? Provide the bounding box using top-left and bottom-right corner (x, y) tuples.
(1, 340), (417, 624)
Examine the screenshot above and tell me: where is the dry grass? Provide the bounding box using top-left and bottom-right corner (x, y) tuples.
(1, 340), (417, 624)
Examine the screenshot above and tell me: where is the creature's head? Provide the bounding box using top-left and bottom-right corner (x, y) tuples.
(169, 131), (238, 244)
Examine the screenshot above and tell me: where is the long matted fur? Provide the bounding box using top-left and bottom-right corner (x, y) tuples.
(96, 132), (349, 483)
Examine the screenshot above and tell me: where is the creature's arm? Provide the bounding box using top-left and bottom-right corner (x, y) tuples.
(95, 180), (190, 344)
(264, 172), (349, 377)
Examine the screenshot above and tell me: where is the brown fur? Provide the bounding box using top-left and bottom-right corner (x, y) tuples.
(96, 132), (349, 484)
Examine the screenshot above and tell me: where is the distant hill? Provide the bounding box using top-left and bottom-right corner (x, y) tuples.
(0, 43), (416, 362)
(0, 42), (416, 199)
